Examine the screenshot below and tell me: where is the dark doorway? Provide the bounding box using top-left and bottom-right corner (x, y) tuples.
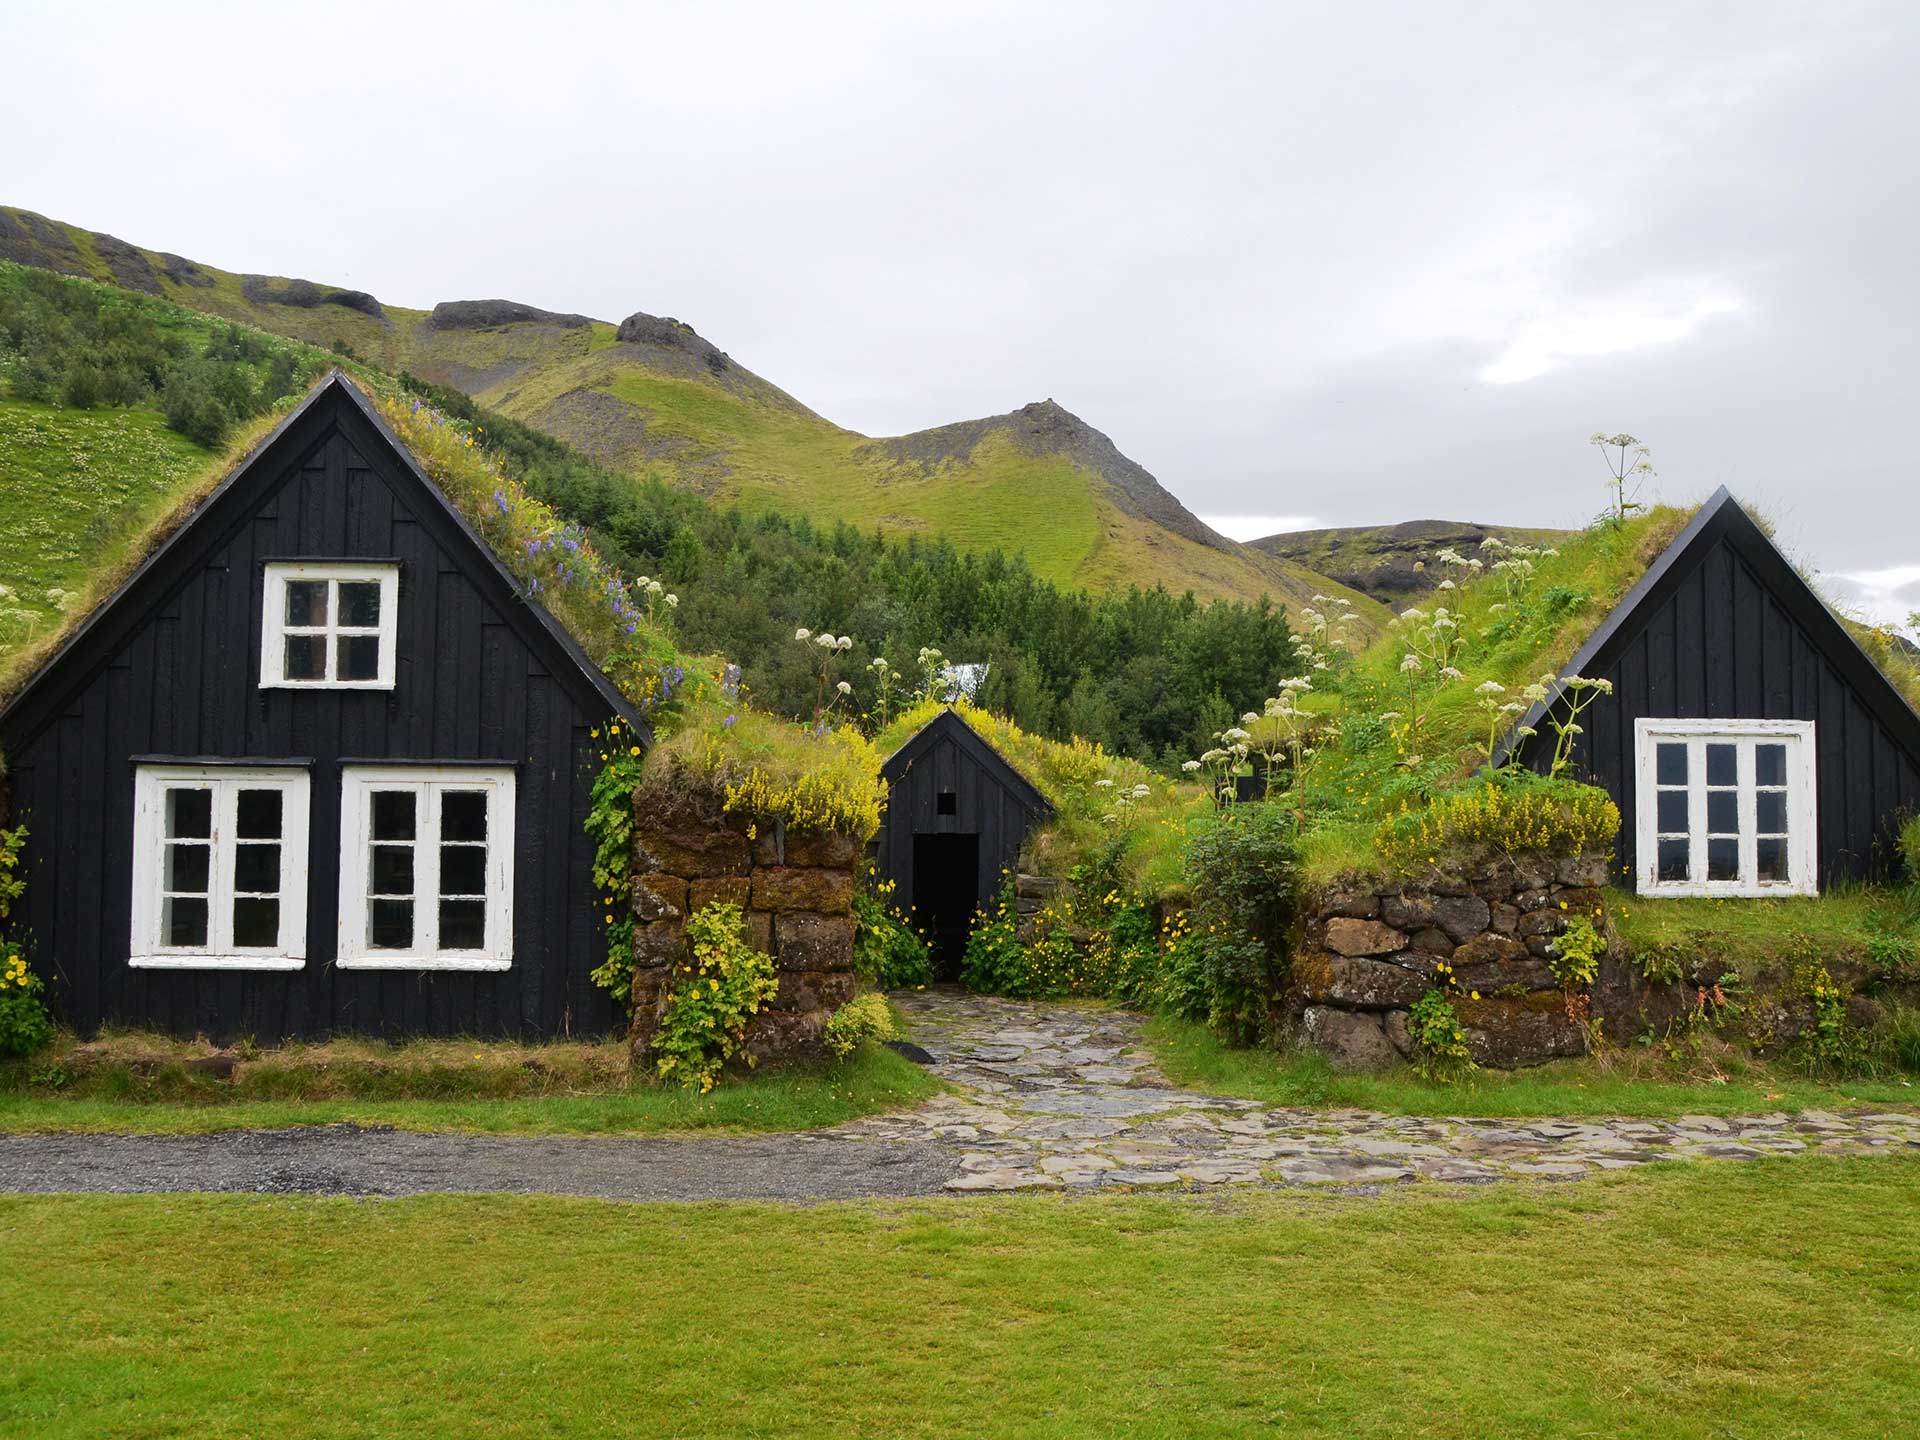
(912, 832), (979, 978)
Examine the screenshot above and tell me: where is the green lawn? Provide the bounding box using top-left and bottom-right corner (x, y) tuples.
(3, 1157), (1916, 1437)
(1148, 1013), (1920, 1117)
(0, 1042), (939, 1136)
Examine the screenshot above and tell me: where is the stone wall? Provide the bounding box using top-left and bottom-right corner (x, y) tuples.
(627, 786), (859, 1066)
(1290, 851), (1614, 1070)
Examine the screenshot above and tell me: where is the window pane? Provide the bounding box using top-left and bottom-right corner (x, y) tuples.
(1656, 790), (1688, 834)
(338, 581), (381, 627)
(1757, 836), (1788, 883)
(1756, 791), (1786, 834)
(1706, 743), (1737, 787)
(285, 580), (329, 626)
(337, 634), (380, 682)
(370, 844), (414, 896)
(370, 898), (414, 949)
(1755, 743), (1787, 787)
(1707, 838), (1739, 881)
(1706, 790), (1739, 835)
(440, 845), (486, 896)
(1657, 838), (1690, 882)
(164, 842), (210, 893)
(440, 791), (488, 843)
(1656, 743), (1687, 786)
(166, 787), (211, 839)
(232, 897), (280, 948)
(235, 788), (282, 839)
(284, 634), (325, 681)
(233, 842), (280, 894)
(372, 791), (416, 841)
(163, 895), (208, 948)
(438, 899), (486, 951)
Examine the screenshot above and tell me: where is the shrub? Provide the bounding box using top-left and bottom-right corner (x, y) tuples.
(1901, 815), (1920, 887)
(160, 367), (233, 447)
(0, 947), (52, 1058)
(852, 878), (932, 990)
(823, 993), (899, 1060)
(1182, 806), (1300, 1044)
(1373, 775), (1619, 872)
(650, 903), (780, 1092)
(1406, 988), (1473, 1081)
(1790, 959), (1867, 1074)
(1547, 911), (1606, 989)
(959, 880), (1088, 998)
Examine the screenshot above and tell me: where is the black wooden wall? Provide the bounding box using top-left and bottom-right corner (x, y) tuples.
(0, 385), (622, 1041)
(878, 712), (1050, 913)
(1515, 530), (1920, 886)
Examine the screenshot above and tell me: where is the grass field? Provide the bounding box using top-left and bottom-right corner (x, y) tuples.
(1147, 1014), (1919, 1116)
(2, 1156), (1915, 1437)
(0, 1041), (939, 1136)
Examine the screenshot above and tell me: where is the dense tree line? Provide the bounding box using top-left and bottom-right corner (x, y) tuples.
(0, 267), (316, 446)
(400, 375), (1303, 765)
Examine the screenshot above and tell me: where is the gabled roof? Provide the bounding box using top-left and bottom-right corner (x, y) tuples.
(0, 371), (645, 749)
(882, 706), (1053, 816)
(1491, 486), (1920, 768)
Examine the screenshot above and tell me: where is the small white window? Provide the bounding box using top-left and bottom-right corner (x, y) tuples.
(1635, 720), (1818, 897)
(131, 766), (310, 968)
(337, 766), (515, 970)
(260, 562), (398, 689)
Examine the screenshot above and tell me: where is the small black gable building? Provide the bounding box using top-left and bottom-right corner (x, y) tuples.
(1498, 488), (1920, 895)
(0, 373), (643, 1042)
(878, 709), (1052, 967)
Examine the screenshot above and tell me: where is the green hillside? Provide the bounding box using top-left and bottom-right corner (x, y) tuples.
(0, 205), (1380, 621)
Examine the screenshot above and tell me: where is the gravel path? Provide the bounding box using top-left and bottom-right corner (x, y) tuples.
(2, 989), (1915, 1201)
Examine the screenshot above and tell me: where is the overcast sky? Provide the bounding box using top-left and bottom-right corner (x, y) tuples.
(5, 2), (1915, 622)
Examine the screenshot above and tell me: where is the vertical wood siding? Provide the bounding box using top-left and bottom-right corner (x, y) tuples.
(879, 715), (1049, 914)
(1521, 534), (1920, 887)
(4, 416), (616, 1041)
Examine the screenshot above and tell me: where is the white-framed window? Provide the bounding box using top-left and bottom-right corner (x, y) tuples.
(259, 562), (399, 689)
(337, 766), (515, 970)
(130, 766), (310, 968)
(1634, 719), (1818, 897)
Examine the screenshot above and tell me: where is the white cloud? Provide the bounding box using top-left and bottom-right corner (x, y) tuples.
(1482, 289), (1744, 385)
(1822, 565), (1920, 633)
(1201, 515), (1323, 542)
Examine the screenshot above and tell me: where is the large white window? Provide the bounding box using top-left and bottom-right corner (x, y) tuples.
(337, 766), (515, 969)
(259, 562), (398, 689)
(131, 766), (310, 968)
(1634, 720), (1818, 897)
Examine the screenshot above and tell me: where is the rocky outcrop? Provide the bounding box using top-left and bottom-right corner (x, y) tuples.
(427, 298), (593, 330)
(615, 310), (731, 375)
(240, 274), (384, 318)
(627, 787), (858, 1067)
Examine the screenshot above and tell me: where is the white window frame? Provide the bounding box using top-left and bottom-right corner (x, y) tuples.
(337, 766), (515, 971)
(130, 765), (310, 969)
(259, 561), (399, 690)
(1634, 719), (1818, 898)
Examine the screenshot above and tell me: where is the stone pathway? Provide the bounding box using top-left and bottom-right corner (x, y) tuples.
(2, 990), (1914, 1201)
(849, 989), (1920, 1193)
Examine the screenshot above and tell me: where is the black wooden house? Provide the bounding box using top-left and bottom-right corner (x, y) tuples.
(1497, 488), (1920, 894)
(0, 373), (643, 1041)
(877, 708), (1052, 967)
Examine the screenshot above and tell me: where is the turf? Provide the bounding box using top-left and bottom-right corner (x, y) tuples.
(1, 1156), (1916, 1437)
(0, 1041), (939, 1137)
(1146, 1013), (1920, 1116)
(0, 399), (210, 650)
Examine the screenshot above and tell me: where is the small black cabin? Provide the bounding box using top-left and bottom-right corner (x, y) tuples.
(1498, 488), (1920, 894)
(0, 373), (644, 1041)
(878, 709), (1052, 967)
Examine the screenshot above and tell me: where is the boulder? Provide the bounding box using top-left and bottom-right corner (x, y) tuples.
(1448, 933), (1554, 993)
(774, 968), (857, 1013)
(1302, 1006), (1400, 1072)
(1556, 854), (1613, 888)
(1457, 993), (1586, 1066)
(1489, 902), (1520, 936)
(632, 871), (686, 923)
(1409, 927), (1457, 957)
(1325, 917), (1409, 958)
(1323, 888), (1381, 920)
(1432, 894), (1492, 944)
(688, 875), (751, 913)
(630, 921), (686, 971)
(632, 826), (749, 879)
(1304, 956), (1428, 1010)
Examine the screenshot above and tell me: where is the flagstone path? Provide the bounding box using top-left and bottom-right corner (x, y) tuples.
(0, 988), (1913, 1201)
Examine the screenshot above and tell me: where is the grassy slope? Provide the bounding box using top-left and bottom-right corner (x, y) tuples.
(1252, 519), (1576, 602)
(1, 206), (1378, 616)
(4, 1158), (1918, 1437)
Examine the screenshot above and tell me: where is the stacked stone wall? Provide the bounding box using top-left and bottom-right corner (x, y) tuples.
(627, 787), (859, 1065)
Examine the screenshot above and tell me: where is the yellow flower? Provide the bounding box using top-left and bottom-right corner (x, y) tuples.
(629, 746), (641, 757)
